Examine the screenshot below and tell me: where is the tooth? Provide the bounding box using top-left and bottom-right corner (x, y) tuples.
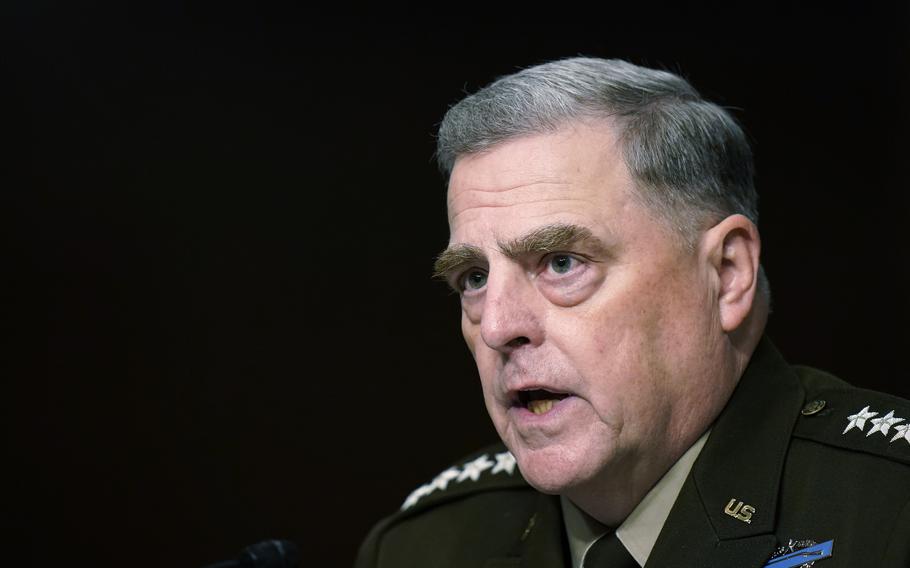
(528, 399), (555, 414)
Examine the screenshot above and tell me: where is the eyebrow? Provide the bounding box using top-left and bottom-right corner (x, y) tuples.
(432, 223), (608, 284)
(500, 223), (603, 258)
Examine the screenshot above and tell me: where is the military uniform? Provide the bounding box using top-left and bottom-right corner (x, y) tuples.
(356, 338), (910, 567)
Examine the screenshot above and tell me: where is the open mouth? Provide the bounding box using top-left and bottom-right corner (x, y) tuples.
(517, 389), (570, 415)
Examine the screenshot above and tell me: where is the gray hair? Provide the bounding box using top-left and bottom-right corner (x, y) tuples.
(436, 57), (758, 245)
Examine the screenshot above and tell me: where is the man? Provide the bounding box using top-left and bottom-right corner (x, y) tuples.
(356, 58), (910, 567)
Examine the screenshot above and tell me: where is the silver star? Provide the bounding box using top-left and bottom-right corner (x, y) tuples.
(890, 423), (910, 445)
(457, 454), (494, 482)
(401, 482), (434, 510)
(843, 405), (878, 434)
(867, 410), (904, 437)
(431, 467), (461, 491)
(491, 451), (517, 475)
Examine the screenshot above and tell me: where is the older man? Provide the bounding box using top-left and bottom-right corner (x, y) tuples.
(356, 58), (910, 567)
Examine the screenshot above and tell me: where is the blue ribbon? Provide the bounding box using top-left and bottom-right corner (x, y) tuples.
(763, 540), (834, 568)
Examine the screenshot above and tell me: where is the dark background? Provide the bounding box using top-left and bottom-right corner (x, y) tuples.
(6, 3), (909, 567)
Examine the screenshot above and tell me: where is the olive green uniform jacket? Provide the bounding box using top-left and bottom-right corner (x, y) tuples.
(356, 339), (910, 567)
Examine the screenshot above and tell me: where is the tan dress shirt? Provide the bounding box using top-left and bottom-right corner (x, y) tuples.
(560, 431), (710, 567)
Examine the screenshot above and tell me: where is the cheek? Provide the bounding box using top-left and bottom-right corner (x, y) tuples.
(461, 295), (483, 324)
(472, 345), (500, 383)
(473, 351), (507, 427)
(462, 314), (502, 400)
(556, 295), (671, 395)
(461, 311), (479, 358)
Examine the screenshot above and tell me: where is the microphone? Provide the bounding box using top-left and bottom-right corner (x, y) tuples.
(202, 539), (300, 568)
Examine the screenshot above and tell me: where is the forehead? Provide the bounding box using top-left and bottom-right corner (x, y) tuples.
(446, 120), (636, 244)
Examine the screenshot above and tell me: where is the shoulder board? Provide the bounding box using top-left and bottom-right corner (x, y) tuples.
(792, 365), (910, 466)
(397, 442), (530, 515)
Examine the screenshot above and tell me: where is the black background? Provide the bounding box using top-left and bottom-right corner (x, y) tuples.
(6, 3), (909, 567)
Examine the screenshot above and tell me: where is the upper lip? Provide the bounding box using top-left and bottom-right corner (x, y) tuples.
(505, 383), (574, 407)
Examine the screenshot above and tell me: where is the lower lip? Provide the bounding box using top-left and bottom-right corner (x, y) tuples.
(509, 396), (579, 424)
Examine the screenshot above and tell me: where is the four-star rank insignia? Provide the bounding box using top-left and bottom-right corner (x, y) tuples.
(401, 451), (517, 510)
(843, 405), (910, 444)
(764, 539), (834, 568)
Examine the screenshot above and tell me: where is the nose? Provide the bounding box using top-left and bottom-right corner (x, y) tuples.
(479, 266), (544, 353)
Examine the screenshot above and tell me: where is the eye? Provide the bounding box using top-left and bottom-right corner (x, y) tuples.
(460, 269), (488, 292)
(547, 254), (578, 275)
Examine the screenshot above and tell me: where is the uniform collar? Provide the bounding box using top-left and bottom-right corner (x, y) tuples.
(560, 430), (711, 567)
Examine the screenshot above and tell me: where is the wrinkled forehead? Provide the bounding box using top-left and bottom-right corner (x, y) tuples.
(445, 122), (633, 236)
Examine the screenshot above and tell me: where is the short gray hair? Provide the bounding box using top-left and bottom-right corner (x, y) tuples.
(436, 57), (758, 245)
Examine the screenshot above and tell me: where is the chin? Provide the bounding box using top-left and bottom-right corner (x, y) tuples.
(512, 444), (589, 495)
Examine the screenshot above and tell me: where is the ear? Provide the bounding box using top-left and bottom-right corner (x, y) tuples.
(700, 214), (761, 333)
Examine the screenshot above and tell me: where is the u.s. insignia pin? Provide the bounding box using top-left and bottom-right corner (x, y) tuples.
(763, 539), (833, 568)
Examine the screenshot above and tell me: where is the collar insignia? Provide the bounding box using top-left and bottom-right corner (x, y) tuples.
(723, 498), (755, 523)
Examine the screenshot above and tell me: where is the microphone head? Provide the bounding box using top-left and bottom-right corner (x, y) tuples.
(239, 540), (300, 568)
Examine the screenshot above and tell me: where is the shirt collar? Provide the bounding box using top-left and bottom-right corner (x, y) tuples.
(560, 430), (711, 567)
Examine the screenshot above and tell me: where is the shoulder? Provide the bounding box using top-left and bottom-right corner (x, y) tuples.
(355, 442), (540, 568)
(790, 365), (910, 467)
(774, 366), (910, 564)
(397, 442), (528, 513)
(380, 442), (533, 520)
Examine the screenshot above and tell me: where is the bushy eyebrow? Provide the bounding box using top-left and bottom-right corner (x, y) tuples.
(432, 244), (486, 282)
(432, 223), (608, 285)
(499, 223), (605, 258)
